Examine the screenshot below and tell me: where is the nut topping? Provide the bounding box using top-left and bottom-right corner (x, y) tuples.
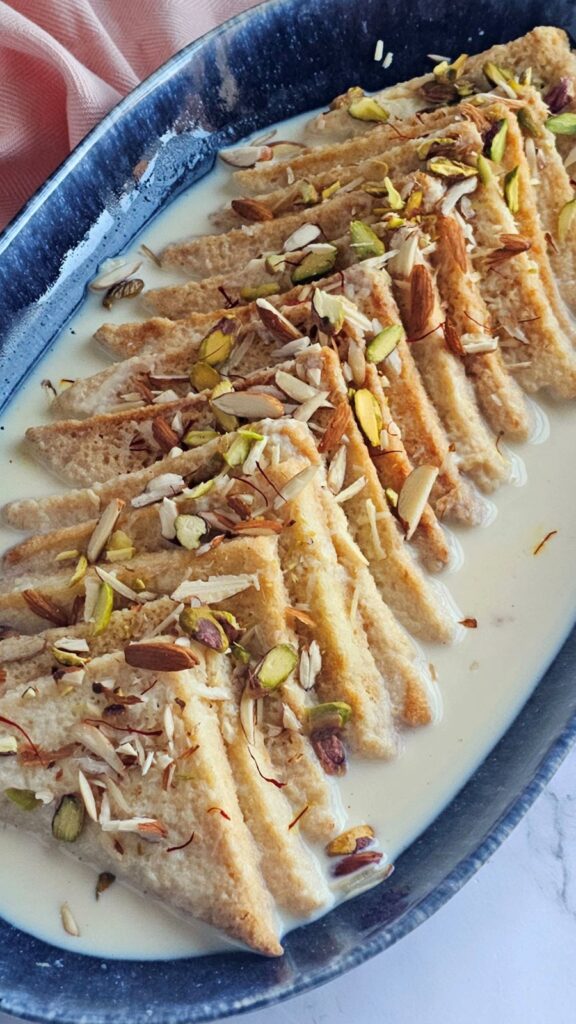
(124, 641), (199, 671)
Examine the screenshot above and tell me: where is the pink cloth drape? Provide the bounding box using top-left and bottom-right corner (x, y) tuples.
(0, 0), (262, 229)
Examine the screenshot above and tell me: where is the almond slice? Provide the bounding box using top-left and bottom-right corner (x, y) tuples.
(211, 391), (285, 419)
(256, 298), (302, 343)
(86, 498), (125, 563)
(275, 370), (319, 403)
(219, 145), (272, 167)
(124, 641), (199, 671)
(231, 198), (274, 222)
(282, 223), (321, 252)
(22, 590), (68, 627)
(397, 465), (439, 540)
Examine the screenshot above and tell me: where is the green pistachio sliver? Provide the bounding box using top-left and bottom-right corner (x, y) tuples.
(5, 788), (42, 811)
(291, 248), (337, 284)
(297, 181), (319, 205)
(476, 154), (492, 184)
(307, 701), (352, 731)
(264, 253), (287, 274)
(489, 119), (508, 164)
(517, 107), (540, 138)
(55, 549), (80, 562)
(256, 644), (298, 690)
(51, 647), (88, 667)
(231, 642), (251, 665)
(69, 554), (88, 587)
(223, 434), (252, 468)
(52, 794), (85, 842)
(238, 428), (265, 441)
(385, 487), (399, 509)
(427, 157), (477, 179)
(210, 380), (238, 432)
(545, 113), (576, 135)
(182, 478), (216, 500)
(107, 529), (133, 552)
(321, 180), (341, 201)
(182, 428), (220, 449)
(174, 514), (207, 551)
(179, 606), (229, 652)
(354, 389), (383, 447)
(349, 220), (385, 260)
(92, 581), (114, 636)
(519, 67), (532, 86)
(558, 198), (576, 243)
(383, 176), (404, 210)
(366, 324), (404, 363)
(106, 547), (135, 563)
(348, 97), (389, 123)
(190, 361), (221, 392)
(198, 326), (235, 366)
(433, 52), (468, 82)
(239, 282), (281, 302)
(504, 166), (520, 213)
(483, 61), (522, 94)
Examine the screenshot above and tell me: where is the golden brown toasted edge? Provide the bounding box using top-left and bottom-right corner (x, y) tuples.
(0, 646), (283, 955)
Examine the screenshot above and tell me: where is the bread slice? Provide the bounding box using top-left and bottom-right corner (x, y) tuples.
(304, 27), (573, 143)
(0, 644), (284, 955)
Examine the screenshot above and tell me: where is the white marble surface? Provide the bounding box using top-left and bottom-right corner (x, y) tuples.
(1, 746), (575, 1024)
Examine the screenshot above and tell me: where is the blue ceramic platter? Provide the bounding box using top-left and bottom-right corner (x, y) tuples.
(1, 0), (576, 1020)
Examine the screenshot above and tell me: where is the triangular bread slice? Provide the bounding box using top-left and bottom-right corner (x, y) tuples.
(0, 644), (284, 955)
(303, 27), (573, 143)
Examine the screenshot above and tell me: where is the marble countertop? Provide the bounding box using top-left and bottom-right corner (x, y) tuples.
(1, 746), (574, 1024)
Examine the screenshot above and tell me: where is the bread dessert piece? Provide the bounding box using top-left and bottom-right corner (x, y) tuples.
(0, 642), (288, 955)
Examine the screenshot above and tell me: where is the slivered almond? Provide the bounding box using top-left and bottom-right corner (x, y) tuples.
(231, 198), (274, 222)
(397, 465), (439, 540)
(286, 606), (316, 629)
(439, 216), (467, 273)
(22, 590), (68, 627)
(231, 518), (284, 535)
(86, 498), (125, 563)
(275, 370), (318, 403)
(409, 264), (435, 338)
(152, 417), (180, 453)
(256, 299), (302, 342)
(273, 463), (319, 508)
(211, 391), (284, 419)
(219, 144), (272, 167)
(282, 223), (321, 252)
(318, 402), (351, 454)
(442, 317), (465, 357)
(124, 642), (199, 671)
(486, 234), (531, 266)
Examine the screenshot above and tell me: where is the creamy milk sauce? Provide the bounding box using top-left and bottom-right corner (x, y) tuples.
(1, 107), (576, 960)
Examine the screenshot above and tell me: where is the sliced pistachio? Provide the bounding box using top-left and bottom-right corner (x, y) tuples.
(4, 788), (42, 811)
(174, 514), (207, 551)
(307, 701), (352, 731)
(264, 252), (287, 274)
(51, 647), (88, 667)
(311, 289), (345, 334)
(0, 736), (17, 755)
(210, 380), (239, 432)
(383, 176), (404, 210)
(239, 282), (281, 302)
(106, 529), (135, 562)
(517, 107), (540, 138)
(545, 112), (576, 135)
(321, 180), (341, 201)
(405, 190), (423, 217)
(92, 581), (114, 636)
(198, 324), (235, 366)
(182, 428), (220, 448)
(52, 794), (85, 842)
(348, 97), (389, 123)
(291, 248), (337, 284)
(397, 465), (438, 540)
(385, 486), (399, 509)
(483, 61), (521, 94)
(223, 434), (252, 467)
(326, 824), (375, 856)
(354, 389), (383, 447)
(179, 607), (229, 652)
(366, 324), (404, 363)
(434, 52), (468, 81)
(190, 361), (221, 392)
(256, 644), (298, 690)
(427, 157), (477, 178)
(231, 642), (251, 665)
(349, 220), (385, 259)
(416, 136), (456, 160)
(476, 154), (492, 184)
(558, 198), (576, 243)
(183, 478), (216, 500)
(488, 119), (508, 163)
(212, 609), (242, 641)
(296, 180), (319, 205)
(69, 554), (88, 587)
(504, 166), (520, 213)
(55, 549), (80, 562)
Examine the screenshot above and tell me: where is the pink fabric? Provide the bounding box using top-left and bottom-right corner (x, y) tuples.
(0, 0), (262, 228)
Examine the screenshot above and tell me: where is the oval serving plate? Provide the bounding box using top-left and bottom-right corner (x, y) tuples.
(1, 0), (576, 1020)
